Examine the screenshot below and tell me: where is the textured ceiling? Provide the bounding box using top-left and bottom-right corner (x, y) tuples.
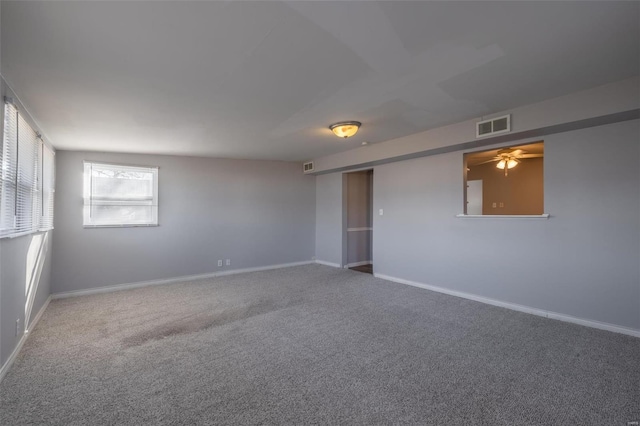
(1, 1), (638, 161)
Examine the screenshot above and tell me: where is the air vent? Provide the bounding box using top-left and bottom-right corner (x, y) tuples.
(476, 114), (511, 138)
(303, 162), (314, 173)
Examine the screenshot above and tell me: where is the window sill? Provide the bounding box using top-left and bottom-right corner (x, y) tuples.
(83, 224), (159, 229)
(1, 228), (54, 240)
(456, 214), (550, 219)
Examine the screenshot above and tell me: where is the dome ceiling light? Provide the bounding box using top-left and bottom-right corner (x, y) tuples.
(329, 121), (361, 138)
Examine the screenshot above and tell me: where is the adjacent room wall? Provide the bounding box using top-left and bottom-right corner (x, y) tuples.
(52, 151), (316, 294)
(346, 170), (373, 265)
(371, 120), (639, 331)
(315, 173), (342, 267)
(468, 157), (544, 215)
(0, 76), (54, 367)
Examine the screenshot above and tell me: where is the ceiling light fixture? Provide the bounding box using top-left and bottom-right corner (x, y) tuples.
(329, 121), (361, 138)
(496, 157), (519, 176)
(496, 158), (519, 170)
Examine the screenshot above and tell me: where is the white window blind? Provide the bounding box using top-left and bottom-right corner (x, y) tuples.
(83, 162), (159, 227)
(17, 113), (39, 235)
(1, 100), (55, 239)
(40, 144), (55, 230)
(1, 102), (18, 237)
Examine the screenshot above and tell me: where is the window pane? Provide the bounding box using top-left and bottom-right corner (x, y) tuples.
(16, 114), (39, 234)
(89, 205), (155, 225)
(92, 175), (153, 200)
(40, 145), (56, 231)
(1, 103), (18, 236)
(83, 162), (158, 227)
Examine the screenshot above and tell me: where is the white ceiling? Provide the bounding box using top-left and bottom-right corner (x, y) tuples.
(2, 1), (638, 161)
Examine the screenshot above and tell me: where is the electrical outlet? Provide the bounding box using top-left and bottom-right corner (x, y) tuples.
(217, 260), (223, 267)
(492, 202), (497, 208)
(225, 259), (231, 266)
(16, 319), (20, 336)
(499, 202), (504, 208)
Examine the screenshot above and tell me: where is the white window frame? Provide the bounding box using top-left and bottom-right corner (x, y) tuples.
(83, 161), (159, 228)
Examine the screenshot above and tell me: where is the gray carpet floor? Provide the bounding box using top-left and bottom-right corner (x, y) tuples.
(1, 264), (638, 425)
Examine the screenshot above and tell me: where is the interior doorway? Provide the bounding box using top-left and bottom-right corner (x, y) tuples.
(343, 170), (373, 274)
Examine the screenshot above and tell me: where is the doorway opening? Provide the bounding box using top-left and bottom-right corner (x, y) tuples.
(343, 170), (373, 274)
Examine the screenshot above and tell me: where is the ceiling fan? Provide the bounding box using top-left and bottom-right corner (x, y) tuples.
(476, 148), (543, 176)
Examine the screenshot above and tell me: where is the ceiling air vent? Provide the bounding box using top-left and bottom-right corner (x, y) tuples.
(476, 114), (511, 138)
(303, 162), (314, 173)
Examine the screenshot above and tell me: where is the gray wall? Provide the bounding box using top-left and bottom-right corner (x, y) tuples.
(346, 171), (373, 265)
(0, 235), (53, 363)
(314, 173), (342, 266)
(316, 120), (639, 330)
(313, 77), (639, 173)
(0, 75), (54, 366)
(52, 151), (316, 293)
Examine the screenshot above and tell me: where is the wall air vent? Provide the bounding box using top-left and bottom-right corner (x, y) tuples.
(476, 114), (511, 138)
(303, 161), (314, 173)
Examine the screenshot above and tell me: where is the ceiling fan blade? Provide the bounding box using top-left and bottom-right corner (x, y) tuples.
(518, 153), (544, 159)
(510, 149), (524, 156)
(475, 157), (500, 165)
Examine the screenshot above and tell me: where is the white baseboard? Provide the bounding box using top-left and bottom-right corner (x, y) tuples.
(0, 295), (52, 383)
(344, 260), (372, 268)
(374, 273), (640, 338)
(315, 260), (341, 268)
(52, 260), (314, 299)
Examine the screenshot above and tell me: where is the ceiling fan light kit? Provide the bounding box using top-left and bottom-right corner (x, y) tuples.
(471, 146), (542, 177)
(330, 121), (361, 138)
(496, 158), (519, 170)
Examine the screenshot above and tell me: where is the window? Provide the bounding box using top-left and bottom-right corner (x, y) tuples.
(0, 103), (18, 236)
(464, 141), (544, 216)
(1, 100), (55, 238)
(16, 113), (39, 235)
(40, 144), (56, 231)
(83, 162), (159, 227)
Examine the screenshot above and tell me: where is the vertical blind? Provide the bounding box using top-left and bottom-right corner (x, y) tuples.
(1, 100), (55, 238)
